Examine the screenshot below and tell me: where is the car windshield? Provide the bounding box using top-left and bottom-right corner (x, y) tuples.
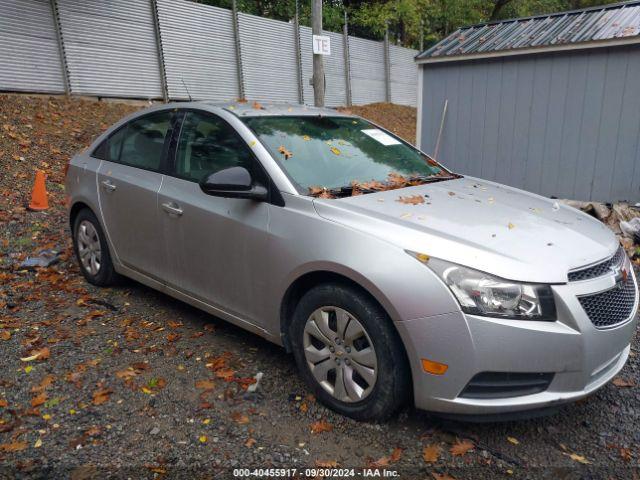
(242, 116), (450, 197)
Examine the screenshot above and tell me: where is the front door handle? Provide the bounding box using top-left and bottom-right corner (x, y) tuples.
(101, 180), (116, 192)
(161, 202), (183, 216)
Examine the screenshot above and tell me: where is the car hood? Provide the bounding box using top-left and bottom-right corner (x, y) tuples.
(313, 176), (618, 283)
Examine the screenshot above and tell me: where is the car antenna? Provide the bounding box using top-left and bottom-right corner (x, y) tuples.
(181, 77), (193, 102)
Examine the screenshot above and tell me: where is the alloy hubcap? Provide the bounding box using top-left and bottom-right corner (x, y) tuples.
(77, 220), (101, 276)
(303, 306), (377, 403)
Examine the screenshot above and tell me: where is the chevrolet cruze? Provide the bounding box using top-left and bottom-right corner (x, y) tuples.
(65, 101), (638, 420)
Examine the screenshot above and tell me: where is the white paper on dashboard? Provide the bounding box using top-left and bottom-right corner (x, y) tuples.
(361, 129), (401, 146)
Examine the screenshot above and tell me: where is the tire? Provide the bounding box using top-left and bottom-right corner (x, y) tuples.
(72, 208), (119, 287)
(290, 283), (411, 421)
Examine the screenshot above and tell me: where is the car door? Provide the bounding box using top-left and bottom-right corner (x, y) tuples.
(158, 109), (271, 324)
(95, 109), (175, 281)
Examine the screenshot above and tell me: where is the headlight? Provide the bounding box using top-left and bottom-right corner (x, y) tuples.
(408, 253), (556, 321)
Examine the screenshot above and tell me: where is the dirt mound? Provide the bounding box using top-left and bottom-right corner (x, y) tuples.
(337, 102), (416, 144)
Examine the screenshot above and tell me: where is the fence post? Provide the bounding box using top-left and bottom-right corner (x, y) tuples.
(342, 11), (352, 107)
(231, 0), (246, 100)
(383, 22), (391, 103)
(50, 0), (70, 95)
(150, 0), (168, 102)
(293, 0), (304, 104)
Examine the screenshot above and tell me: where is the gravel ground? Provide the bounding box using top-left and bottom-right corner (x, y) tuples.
(0, 94), (638, 479)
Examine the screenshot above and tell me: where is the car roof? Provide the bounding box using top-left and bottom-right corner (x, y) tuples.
(164, 100), (355, 118)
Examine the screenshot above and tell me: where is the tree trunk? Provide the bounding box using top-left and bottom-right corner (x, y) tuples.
(489, 0), (514, 21)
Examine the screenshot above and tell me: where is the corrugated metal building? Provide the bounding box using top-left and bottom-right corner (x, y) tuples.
(416, 1), (640, 202)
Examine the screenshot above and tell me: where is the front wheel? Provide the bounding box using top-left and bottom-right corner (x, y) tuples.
(290, 283), (411, 421)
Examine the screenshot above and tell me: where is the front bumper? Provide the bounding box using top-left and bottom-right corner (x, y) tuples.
(396, 261), (638, 415)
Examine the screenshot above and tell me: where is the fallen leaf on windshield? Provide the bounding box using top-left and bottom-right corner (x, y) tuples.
(308, 186), (335, 199)
(330, 147), (341, 156)
(397, 195), (425, 205)
(613, 377), (635, 388)
(277, 145), (293, 160)
(423, 444), (441, 463)
(450, 439), (474, 456)
(302, 135), (310, 141)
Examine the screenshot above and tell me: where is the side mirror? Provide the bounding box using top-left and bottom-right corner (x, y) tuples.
(199, 166), (268, 201)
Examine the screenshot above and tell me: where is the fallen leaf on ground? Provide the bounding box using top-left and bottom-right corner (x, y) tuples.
(612, 377), (635, 388)
(432, 473), (456, 480)
(0, 331), (10, 340)
(31, 374), (55, 393)
(450, 439), (474, 456)
(564, 452), (591, 464)
(245, 438), (256, 448)
(0, 398), (7, 408)
(31, 392), (47, 407)
(620, 448), (632, 461)
(423, 444), (441, 463)
(231, 412), (250, 424)
(21, 347), (50, 362)
(92, 387), (112, 405)
(310, 420), (333, 434)
(397, 195), (425, 205)
(0, 441), (28, 452)
(167, 333), (180, 342)
(195, 379), (215, 390)
(315, 460), (338, 467)
(507, 436), (520, 445)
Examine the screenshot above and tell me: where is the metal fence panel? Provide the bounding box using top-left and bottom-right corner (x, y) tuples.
(157, 0), (238, 101)
(57, 0), (162, 98)
(389, 44), (418, 106)
(299, 26), (346, 107)
(349, 36), (386, 105)
(238, 13), (298, 103)
(0, 0), (65, 94)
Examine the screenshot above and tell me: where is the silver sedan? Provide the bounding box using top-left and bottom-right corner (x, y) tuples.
(65, 101), (638, 420)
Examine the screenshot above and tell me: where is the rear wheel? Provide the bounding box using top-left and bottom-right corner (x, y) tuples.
(73, 209), (119, 286)
(290, 283), (410, 420)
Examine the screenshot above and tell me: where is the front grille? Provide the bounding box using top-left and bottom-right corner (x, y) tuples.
(568, 247), (626, 282)
(578, 276), (637, 329)
(459, 372), (554, 399)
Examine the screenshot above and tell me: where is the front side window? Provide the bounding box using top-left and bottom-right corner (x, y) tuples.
(118, 111), (172, 171)
(174, 111), (257, 183)
(242, 116), (446, 194)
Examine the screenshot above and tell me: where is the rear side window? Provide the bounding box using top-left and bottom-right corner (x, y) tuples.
(174, 111), (260, 183)
(92, 111), (173, 171)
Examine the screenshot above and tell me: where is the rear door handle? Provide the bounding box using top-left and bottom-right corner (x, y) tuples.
(101, 180), (117, 192)
(161, 202), (183, 216)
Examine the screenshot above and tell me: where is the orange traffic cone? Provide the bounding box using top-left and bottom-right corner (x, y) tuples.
(28, 170), (49, 211)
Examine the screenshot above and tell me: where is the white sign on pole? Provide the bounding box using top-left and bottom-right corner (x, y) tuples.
(312, 35), (331, 55)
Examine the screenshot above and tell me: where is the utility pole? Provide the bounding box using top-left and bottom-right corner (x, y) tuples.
(311, 0), (325, 107)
